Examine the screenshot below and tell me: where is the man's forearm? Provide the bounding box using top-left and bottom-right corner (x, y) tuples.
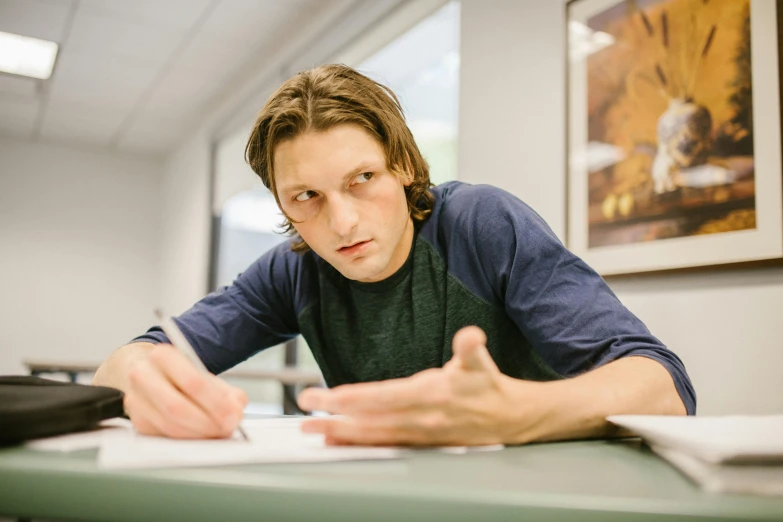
(504, 356), (686, 444)
(92, 342), (156, 392)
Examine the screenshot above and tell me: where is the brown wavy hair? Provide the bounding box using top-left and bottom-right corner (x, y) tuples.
(245, 64), (434, 252)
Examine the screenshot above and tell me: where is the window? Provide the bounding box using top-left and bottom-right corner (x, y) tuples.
(355, 1), (460, 185)
(211, 129), (296, 413)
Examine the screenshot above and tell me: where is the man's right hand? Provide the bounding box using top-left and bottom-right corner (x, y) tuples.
(122, 344), (248, 439)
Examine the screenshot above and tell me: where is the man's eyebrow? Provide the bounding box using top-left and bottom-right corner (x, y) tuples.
(341, 162), (375, 181)
(278, 161), (379, 193)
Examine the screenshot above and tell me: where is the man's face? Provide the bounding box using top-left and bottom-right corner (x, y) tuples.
(273, 124), (414, 283)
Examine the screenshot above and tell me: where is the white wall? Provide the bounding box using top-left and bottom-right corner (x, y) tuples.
(0, 137), (163, 374)
(459, 0), (783, 415)
(459, 0), (566, 238)
(158, 133), (213, 317)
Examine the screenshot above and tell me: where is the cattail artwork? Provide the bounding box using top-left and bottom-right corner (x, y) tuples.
(626, 0), (723, 193)
(628, 0), (718, 102)
(582, 0), (757, 247)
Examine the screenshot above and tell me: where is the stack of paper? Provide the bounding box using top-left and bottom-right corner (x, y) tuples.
(608, 415), (783, 496)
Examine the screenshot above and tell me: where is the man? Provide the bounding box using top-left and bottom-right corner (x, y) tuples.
(93, 64), (695, 446)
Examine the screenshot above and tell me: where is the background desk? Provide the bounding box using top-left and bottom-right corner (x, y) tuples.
(23, 359), (324, 415)
(1, 437), (782, 522)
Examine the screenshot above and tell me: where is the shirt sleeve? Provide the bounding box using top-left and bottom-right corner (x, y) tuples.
(451, 185), (697, 415)
(129, 241), (303, 374)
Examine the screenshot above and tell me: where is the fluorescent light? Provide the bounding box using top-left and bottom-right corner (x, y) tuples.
(0, 31), (58, 80)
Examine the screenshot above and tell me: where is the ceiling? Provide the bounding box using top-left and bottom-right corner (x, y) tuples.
(0, 0), (341, 157)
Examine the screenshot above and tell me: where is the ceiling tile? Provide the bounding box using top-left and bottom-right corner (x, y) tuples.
(78, 0), (211, 30)
(0, 0), (345, 155)
(165, 31), (246, 78)
(142, 66), (227, 121)
(47, 52), (158, 110)
(66, 10), (187, 67)
(0, 0), (72, 42)
(200, 0), (317, 44)
(40, 101), (127, 145)
(0, 74), (41, 98)
(0, 97), (39, 138)
(149, 0), (327, 116)
(117, 113), (191, 155)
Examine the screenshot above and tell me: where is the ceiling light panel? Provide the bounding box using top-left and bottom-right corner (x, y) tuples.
(0, 30), (58, 79)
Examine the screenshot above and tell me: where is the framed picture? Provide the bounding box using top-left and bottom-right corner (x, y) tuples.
(566, 0), (783, 276)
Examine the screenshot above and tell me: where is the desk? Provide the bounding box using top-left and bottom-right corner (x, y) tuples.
(1, 437), (782, 521)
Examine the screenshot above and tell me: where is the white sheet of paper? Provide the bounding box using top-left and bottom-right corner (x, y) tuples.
(98, 417), (403, 469)
(607, 414), (783, 464)
(25, 418), (133, 452)
(27, 416), (503, 468)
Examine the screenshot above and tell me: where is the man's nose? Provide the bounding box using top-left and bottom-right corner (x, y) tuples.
(326, 194), (359, 238)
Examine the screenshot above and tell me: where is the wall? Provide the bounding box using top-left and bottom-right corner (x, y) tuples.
(157, 133), (213, 317)
(0, 137), (163, 374)
(459, 0), (783, 415)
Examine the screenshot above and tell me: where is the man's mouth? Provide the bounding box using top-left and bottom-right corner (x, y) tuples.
(338, 240), (372, 256)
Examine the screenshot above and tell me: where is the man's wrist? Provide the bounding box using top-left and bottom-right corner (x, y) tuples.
(499, 374), (622, 445)
(93, 342), (156, 394)
(497, 376), (558, 445)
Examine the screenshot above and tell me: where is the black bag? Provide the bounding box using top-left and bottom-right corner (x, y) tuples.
(0, 375), (124, 444)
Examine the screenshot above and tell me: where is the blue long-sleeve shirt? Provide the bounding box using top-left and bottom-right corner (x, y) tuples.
(134, 181), (696, 414)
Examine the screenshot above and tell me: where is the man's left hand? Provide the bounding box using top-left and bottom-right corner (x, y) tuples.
(297, 326), (542, 446)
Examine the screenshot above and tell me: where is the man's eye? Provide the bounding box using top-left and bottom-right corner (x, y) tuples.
(354, 172), (373, 184)
(294, 190), (316, 202)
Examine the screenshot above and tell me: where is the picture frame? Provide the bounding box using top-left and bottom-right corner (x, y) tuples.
(566, 0), (783, 276)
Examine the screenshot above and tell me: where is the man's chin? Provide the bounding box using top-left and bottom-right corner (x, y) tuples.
(334, 259), (385, 283)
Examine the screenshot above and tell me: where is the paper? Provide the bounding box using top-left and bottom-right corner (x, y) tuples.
(650, 444), (783, 497)
(25, 418), (132, 452)
(607, 414), (783, 464)
(433, 444), (505, 455)
(98, 417), (402, 469)
(27, 416), (504, 469)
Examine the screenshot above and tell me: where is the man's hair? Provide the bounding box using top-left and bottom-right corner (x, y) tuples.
(245, 63), (434, 252)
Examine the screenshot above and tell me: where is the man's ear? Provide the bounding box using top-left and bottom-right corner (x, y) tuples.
(391, 164), (414, 187)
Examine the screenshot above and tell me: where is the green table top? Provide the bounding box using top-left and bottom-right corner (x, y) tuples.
(1, 437), (781, 522)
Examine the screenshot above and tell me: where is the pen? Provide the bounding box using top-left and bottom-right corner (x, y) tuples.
(154, 309), (250, 442)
